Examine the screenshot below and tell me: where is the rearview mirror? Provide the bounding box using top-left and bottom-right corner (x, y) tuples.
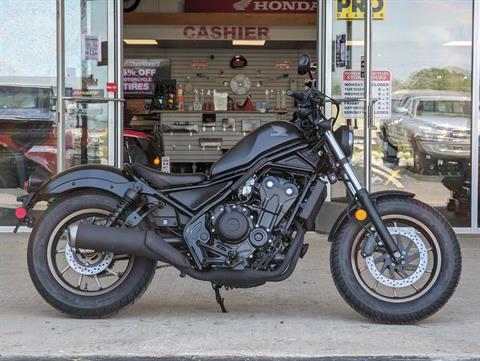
(298, 54), (311, 75)
(395, 106), (408, 114)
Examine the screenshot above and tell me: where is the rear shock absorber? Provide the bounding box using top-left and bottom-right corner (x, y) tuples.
(105, 189), (141, 227)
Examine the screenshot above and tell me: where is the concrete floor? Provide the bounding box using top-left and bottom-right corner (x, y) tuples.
(0, 232), (479, 359)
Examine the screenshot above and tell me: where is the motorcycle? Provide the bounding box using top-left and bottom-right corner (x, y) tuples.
(19, 55), (461, 323)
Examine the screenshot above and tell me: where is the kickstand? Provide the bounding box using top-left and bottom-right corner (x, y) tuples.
(212, 284), (228, 313)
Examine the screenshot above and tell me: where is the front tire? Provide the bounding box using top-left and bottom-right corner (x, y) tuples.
(330, 197), (461, 323)
(28, 191), (156, 318)
(413, 142), (429, 173)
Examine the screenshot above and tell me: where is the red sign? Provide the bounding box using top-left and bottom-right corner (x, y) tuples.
(192, 60), (209, 70)
(342, 70), (390, 81)
(106, 82), (118, 93)
(183, 26), (270, 40)
(185, 0), (317, 13)
(275, 61), (292, 70)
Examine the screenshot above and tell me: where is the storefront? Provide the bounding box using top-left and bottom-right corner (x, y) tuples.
(0, 0), (479, 233)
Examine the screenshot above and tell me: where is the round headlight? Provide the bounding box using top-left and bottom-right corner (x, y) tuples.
(333, 125), (354, 159)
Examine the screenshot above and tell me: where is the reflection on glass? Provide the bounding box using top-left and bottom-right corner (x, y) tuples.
(64, 101), (109, 167)
(0, 0), (56, 226)
(370, 0), (473, 227)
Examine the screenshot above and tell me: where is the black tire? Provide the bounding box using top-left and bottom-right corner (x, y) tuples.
(330, 197), (461, 324)
(28, 191), (156, 318)
(412, 142), (428, 173)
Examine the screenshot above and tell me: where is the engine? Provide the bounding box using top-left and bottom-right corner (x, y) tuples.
(202, 175), (299, 271)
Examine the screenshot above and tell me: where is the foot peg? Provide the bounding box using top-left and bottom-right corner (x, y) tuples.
(212, 284), (228, 313)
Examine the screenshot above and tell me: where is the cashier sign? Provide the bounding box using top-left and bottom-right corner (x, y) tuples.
(336, 0), (386, 20)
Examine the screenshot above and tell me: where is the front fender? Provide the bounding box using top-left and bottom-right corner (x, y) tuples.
(37, 164), (135, 200)
(327, 190), (415, 243)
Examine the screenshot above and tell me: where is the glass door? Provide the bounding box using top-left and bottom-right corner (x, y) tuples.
(368, 0), (474, 229)
(57, 0), (123, 171)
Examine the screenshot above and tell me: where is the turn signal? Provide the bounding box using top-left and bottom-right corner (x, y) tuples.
(15, 207), (27, 219)
(153, 157), (161, 166)
(355, 209), (367, 221)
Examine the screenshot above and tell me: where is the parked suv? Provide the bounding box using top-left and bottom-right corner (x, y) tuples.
(380, 90), (471, 173)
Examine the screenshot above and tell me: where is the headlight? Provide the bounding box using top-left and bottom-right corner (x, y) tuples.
(334, 125), (354, 159)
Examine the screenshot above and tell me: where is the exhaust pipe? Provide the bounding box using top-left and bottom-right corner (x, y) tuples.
(71, 222), (305, 289)
(71, 223), (191, 268)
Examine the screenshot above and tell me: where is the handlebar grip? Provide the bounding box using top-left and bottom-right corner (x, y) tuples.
(287, 89), (306, 102)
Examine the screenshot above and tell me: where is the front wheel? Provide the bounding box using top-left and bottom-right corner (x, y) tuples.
(28, 191), (156, 318)
(330, 197), (461, 323)
(412, 142), (430, 173)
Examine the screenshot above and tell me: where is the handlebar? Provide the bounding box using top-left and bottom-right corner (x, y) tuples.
(288, 88), (341, 130)
(286, 89), (306, 102)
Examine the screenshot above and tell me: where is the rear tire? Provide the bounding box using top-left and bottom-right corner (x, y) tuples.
(28, 191), (156, 318)
(330, 197), (461, 324)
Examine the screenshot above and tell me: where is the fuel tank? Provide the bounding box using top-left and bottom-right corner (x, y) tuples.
(210, 121), (306, 176)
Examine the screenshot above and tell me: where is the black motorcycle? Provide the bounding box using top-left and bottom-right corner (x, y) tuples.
(20, 55), (461, 323)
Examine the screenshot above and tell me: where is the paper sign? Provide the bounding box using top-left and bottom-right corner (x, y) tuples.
(82, 34), (101, 61)
(336, 34), (347, 68)
(161, 156), (170, 173)
(123, 59), (170, 98)
(342, 70), (391, 119)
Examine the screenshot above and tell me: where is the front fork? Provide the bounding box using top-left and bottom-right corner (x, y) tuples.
(324, 130), (403, 261)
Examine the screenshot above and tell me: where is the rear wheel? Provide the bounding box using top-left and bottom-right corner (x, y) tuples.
(28, 192), (156, 318)
(330, 197), (461, 323)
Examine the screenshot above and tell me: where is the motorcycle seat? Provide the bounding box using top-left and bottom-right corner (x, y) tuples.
(132, 163), (207, 188)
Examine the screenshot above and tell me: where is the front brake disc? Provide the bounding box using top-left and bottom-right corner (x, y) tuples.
(365, 227), (428, 288)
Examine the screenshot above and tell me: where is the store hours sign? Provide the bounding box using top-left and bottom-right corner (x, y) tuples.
(341, 70), (391, 119)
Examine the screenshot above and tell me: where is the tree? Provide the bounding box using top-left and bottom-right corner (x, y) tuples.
(403, 68), (471, 92)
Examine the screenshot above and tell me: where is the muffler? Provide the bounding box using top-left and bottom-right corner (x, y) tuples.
(71, 223), (191, 268)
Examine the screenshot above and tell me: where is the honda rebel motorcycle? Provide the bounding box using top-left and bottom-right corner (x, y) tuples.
(19, 55), (461, 323)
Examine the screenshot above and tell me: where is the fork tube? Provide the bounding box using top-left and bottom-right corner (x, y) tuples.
(325, 130), (402, 260)
(325, 131), (362, 193)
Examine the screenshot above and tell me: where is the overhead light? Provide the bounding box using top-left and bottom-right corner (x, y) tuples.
(443, 40), (471, 46)
(346, 40), (364, 46)
(232, 40), (266, 46)
(124, 39), (158, 45)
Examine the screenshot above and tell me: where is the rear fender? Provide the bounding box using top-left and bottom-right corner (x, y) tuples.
(15, 165), (139, 232)
(328, 190), (415, 243)
(36, 164), (136, 200)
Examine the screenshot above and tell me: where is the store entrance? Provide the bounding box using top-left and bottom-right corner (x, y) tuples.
(57, 0), (124, 171)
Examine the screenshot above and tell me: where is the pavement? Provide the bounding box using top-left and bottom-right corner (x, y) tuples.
(0, 232), (479, 360)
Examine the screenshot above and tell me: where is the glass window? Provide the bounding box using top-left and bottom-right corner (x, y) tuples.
(370, 0), (473, 227)
(0, 0), (56, 226)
